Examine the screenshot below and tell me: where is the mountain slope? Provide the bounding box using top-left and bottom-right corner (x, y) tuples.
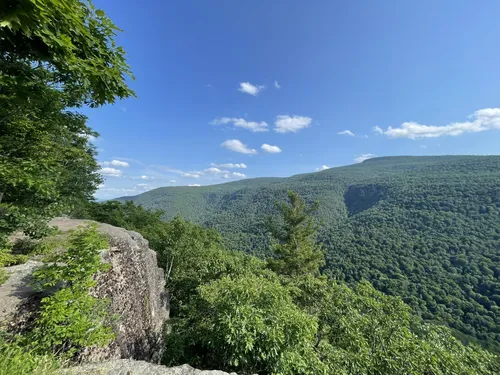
(117, 156), (500, 350)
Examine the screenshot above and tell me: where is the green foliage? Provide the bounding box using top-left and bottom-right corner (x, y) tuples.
(77, 201), (166, 251)
(0, 248), (28, 267)
(0, 0), (135, 107)
(267, 190), (325, 277)
(27, 224), (114, 356)
(0, 0), (133, 249)
(121, 155), (500, 350)
(191, 274), (324, 374)
(0, 340), (61, 375)
(85, 196), (499, 373)
(12, 234), (69, 257)
(0, 268), (8, 285)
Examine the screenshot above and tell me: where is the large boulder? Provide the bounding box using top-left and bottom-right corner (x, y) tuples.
(49, 218), (170, 363)
(0, 218), (169, 363)
(61, 360), (239, 375)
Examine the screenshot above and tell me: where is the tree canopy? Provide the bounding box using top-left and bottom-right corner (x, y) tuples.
(121, 156), (500, 351)
(81, 197), (500, 375)
(0, 0), (134, 244)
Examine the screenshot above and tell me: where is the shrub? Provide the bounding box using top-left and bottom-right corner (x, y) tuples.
(166, 274), (324, 375)
(27, 224), (114, 356)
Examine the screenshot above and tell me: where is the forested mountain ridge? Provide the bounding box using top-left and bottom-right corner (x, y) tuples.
(117, 155), (500, 351)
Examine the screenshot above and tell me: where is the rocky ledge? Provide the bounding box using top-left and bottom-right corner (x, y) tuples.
(61, 359), (238, 375)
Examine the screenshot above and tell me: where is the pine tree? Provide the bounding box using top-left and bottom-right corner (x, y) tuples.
(267, 190), (325, 277)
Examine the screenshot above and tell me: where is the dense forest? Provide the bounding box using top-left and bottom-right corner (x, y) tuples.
(118, 155), (500, 351)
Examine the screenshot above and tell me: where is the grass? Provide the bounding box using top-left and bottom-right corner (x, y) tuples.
(0, 341), (62, 375)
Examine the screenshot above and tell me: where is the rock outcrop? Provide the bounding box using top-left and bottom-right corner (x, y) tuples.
(0, 218), (169, 363)
(61, 360), (238, 375)
(50, 218), (169, 362)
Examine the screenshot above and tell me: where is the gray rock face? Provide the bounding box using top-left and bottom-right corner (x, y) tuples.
(0, 260), (44, 325)
(0, 218), (169, 363)
(48, 218), (169, 363)
(61, 360), (238, 375)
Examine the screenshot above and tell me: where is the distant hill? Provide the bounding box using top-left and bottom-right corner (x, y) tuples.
(117, 155), (500, 351)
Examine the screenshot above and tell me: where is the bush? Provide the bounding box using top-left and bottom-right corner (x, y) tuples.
(27, 224), (114, 356)
(166, 274), (324, 375)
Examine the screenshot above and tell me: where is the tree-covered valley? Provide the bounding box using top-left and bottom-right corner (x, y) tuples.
(118, 155), (500, 351)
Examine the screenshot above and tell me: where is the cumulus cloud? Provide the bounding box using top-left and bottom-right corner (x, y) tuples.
(221, 139), (257, 154)
(354, 153), (377, 163)
(210, 163), (247, 169)
(101, 159), (129, 168)
(372, 126), (383, 134)
(261, 144), (282, 153)
(337, 130), (355, 136)
(188, 184), (201, 187)
(211, 117), (268, 132)
(316, 165), (330, 171)
(181, 172), (202, 178)
(100, 167), (122, 177)
(204, 167), (232, 175)
(380, 108), (500, 139)
(232, 172), (246, 178)
(141, 175), (154, 180)
(274, 115), (312, 133)
(274, 80), (281, 89)
(238, 82), (265, 96)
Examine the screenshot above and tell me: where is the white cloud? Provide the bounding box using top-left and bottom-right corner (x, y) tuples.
(141, 175), (154, 180)
(316, 165), (330, 171)
(238, 82), (265, 96)
(210, 163), (247, 169)
(169, 179), (176, 183)
(232, 172), (246, 178)
(211, 117), (268, 132)
(204, 167), (231, 175)
(100, 187), (137, 193)
(181, 172), (202, 178)
(274, 115), (312, 133)
(337, 130), (355, 136)
(372, 126), (383, 134)
(204, 167), (223, 174)
(100, 167), (122, 177)
(354, 153), (377, 163)
(274, 80), (281, 89)
(381, 108), (500, 139)
(188, 184), (201, 187)
(261, 144), (282, 153)
(137, 183), (148, 187)
(221, 139), (257, 154)
(101, 159), (130, 168)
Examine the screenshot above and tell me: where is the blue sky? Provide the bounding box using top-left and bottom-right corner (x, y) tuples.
(89, 0), (500, 199)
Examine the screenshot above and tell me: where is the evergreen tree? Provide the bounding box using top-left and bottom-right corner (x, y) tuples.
(267, 190), (325, 277)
